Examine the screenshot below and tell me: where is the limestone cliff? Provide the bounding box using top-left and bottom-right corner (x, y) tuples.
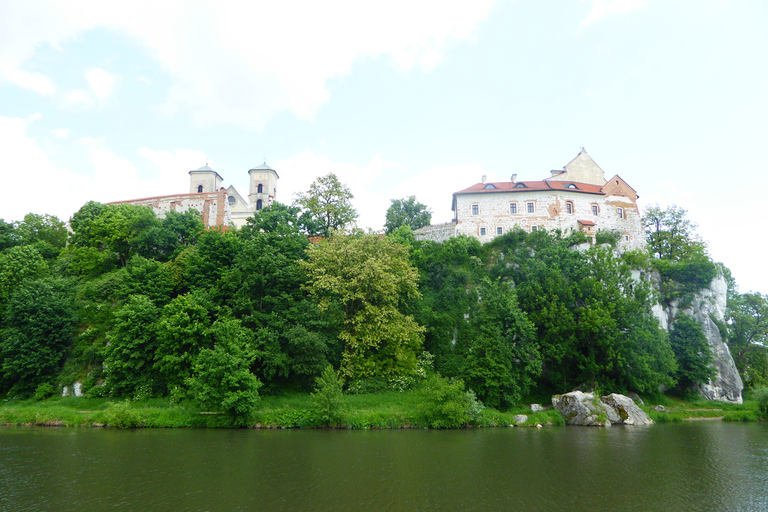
(653, 272), (744, 404)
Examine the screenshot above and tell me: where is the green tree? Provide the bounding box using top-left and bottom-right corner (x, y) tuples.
(0, 245), (48, 310)
(726, 291), (768, 387)
(461, 279), (540, 408)
(301, 232), (424, 383)
(0, 278), (76, 396)
(103, 295), (161, 397)
(384, 196), (432, 234)
(670, 314), (715, 390)
(294, 173), (358, 236)
(642, 204), (706, 261)
(11, 213), (68, 259)
(186, 319), (262, 424)
(310, 365), (346, 426)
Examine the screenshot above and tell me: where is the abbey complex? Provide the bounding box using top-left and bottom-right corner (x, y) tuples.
(110, 162), (279, 229)
(415, 149), (644, 249)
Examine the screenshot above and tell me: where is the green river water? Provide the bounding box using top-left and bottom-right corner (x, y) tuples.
(1, 421), (767, 511)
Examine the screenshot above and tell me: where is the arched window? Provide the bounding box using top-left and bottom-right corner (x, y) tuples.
(256, 199), (263, 210)
(197, 185), (203, 193)
(257, 183), (263, 193)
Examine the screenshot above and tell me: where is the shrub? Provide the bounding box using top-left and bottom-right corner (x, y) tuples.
(418, 375), (479, 428)
(102, 400), (143, 428)
(310, 365), (346, 427)
(32, 383), (56, 402)
(753, 387), (768, 418)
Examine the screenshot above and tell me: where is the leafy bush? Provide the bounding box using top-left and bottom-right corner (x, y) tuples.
(32, 383), (56, 402)
(723, 411), (759, 422)
(418, 375), (481, 428)
(101, 400), (143, 428)
(310, 365), (346, 427)
(753, 387), (768, 418)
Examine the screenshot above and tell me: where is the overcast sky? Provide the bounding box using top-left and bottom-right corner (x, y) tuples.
(1, 0), (766, 293)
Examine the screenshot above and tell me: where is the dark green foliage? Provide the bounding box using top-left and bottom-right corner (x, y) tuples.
(310, 365), (346, 426)
(418, 374), (479, 428)
(461, 279), (540, 408)
(726, 291), (768, 388)
(103, 295), (161, 397)
(293, 173), (358, 236)
(670, 314), (715, 390)
(384, 196), (432, 234)
(185, 319), (262, 423)
(594, 229), (622, 247)
(1, 278), (76, 397)
(8, 213), (68, 260)
(753, 387), (768, 417)
(0, 245), (49, 310)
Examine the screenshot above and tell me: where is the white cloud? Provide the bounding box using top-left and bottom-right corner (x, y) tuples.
(0, 0), (495, 128)
(51, 128), (69, 138)
(85, 68), (116, 99)
(62, 89), (93, 108)
(582, 0), (648, 26)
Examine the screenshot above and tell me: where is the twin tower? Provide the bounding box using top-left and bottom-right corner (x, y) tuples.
(188, 162), (279, 227)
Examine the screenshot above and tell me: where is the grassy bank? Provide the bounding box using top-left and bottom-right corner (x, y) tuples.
(1, 392), (763, 429)
(0, 392), (562, 429)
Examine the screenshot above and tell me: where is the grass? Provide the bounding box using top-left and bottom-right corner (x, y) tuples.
(1, 390), (764, 429)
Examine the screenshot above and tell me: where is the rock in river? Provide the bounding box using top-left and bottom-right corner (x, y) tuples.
(551, 391), (653, 427)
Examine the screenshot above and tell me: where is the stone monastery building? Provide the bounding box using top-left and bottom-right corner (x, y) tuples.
(416, 149), (645, 251)
(109, 163), (279, 229)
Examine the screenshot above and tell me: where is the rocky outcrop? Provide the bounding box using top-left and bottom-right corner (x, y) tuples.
(653, 272), (743, 404)
(551, 391), (653, 427)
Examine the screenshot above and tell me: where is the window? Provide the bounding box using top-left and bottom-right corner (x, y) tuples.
(625, 235), (629, 241)
(531, 225), (538, 232)
(496, 227), (503, 235)
(256, 199), (263, 210)
(566, 201), (573, 214)
(617, 207), (624, 219)
(565, 183), (578, 189)
(514, 182), (527, 188)
(257, 183), (263, 193)
(472, 204), (479, 215)
(483, 184), (497, 190)
(197, 185), (203, 193)
(480, 227), (487, 236)
(228, 196), (236, 206)
(510, 203), (517, 214)
(527, 202), (535, 214)
(592, 205), (599, 216)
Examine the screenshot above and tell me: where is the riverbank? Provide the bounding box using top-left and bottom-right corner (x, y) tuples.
(1, 391), (764, 429)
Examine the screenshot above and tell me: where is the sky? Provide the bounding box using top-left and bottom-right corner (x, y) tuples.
(1, 0), (767, 293)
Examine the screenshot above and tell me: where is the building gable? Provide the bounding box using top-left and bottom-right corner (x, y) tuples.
(547, 149), (607, 186)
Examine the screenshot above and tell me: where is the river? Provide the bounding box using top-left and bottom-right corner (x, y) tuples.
(1, 422), (767, 511)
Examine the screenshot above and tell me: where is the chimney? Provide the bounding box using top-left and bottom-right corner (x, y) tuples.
(481, 175), (487, 184)
(511, 174), (517, 183)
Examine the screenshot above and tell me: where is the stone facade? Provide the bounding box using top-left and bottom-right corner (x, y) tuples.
(111, 162), (279, 229)
(415, 149), (644, 251)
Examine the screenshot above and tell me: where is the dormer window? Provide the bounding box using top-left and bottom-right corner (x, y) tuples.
(565, 183), (578, 189)
(483, 184), (497, 190)
(514, 182), (527, 188)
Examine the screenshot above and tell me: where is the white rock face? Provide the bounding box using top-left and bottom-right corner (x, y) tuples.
(514, 414), (529, 425)
(530, 403), (545, 412)
(551, 391), (653, 427)
(73, 382), (83, 397)
(651, 271), (743, 404)
(61, 386), (70, 397)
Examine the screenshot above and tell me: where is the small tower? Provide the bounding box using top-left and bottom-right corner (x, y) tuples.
(248, 162), (279, 211)
(189, 164), (223, 194)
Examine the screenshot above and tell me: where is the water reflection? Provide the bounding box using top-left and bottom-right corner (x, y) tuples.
(1, 423), (766, 511)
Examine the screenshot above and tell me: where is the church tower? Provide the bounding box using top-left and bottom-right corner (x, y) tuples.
(248, 162), (279, 211)
(189, 164), (224, 193)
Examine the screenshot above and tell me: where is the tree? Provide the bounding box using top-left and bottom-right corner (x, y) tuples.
(0, 245), (48, 310)
(103, 295), (161, 397)
(642, 204), (706, 261)
(8, 214), (67, 260)
(461, 279), (541, 408)
(0, 278), (76, 396)
(384, 196), (432, 234)
(186, 319), (262, 424)
(294, 173), (357, 236)
(310, 365), (345, 426)
(301, 232), (424, 383)
(727, 292), (768, 387)
(670, 314), (715, 390)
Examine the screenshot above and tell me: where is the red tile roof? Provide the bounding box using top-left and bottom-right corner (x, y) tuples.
(577, 220), (596, 226)
(454, 180), (605, 196)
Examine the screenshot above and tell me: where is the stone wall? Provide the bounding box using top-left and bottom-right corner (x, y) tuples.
(109, 188), (231, 228)
(413, 222), (458, 243)
(453, 189), (644, 251)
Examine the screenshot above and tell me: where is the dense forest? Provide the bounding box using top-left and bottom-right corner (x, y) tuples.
(1, 174), (767, 421)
